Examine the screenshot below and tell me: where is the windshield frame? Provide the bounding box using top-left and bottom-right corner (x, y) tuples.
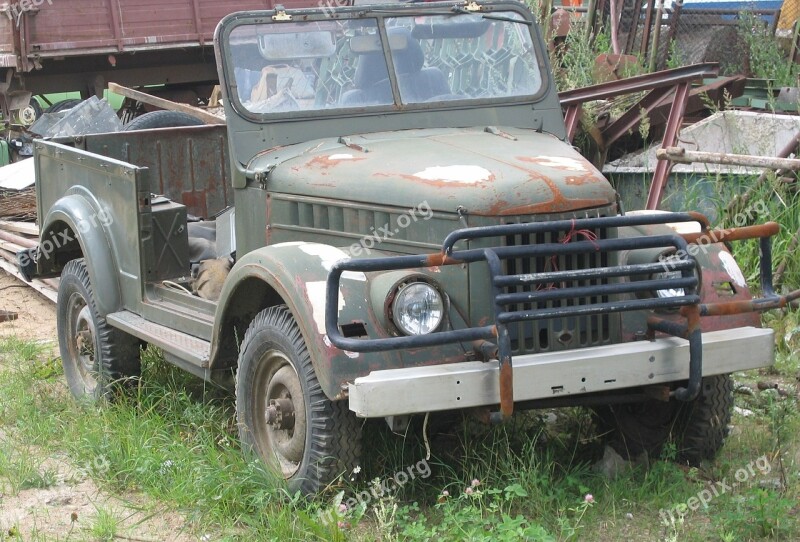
(215, 1), (550, 123)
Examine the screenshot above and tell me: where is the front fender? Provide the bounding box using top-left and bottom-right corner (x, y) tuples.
(209, 242), (401, 400)
(37, 193), (121, 316)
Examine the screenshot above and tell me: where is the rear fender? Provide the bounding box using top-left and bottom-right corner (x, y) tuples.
(35, 192), (121, 316)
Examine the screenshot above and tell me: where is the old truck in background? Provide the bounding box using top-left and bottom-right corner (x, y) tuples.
(0, 0), (308, 135)
(18, 0), (800, 494)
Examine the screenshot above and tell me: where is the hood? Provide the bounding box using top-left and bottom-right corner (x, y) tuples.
(252, 127), (616, 216)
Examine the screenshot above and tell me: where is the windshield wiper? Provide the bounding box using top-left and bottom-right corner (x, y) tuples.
(450, 5), (532, 25)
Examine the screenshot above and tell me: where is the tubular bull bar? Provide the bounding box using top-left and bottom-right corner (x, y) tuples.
(326, 212), (800, 421)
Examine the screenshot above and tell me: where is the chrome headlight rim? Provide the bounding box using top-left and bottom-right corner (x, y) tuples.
(387, 278), (444, 336)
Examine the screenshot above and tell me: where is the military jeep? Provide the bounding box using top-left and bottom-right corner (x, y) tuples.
(19, 0), (799, 494)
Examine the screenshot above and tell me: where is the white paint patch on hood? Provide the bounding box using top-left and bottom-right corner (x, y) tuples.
(529, 156), (587, 171)
(719, 251), (747, 288)
(299, 244), (366, 281)
(271, 241), (309, 247)
(412, 165), (492, 184)
(329, 153), (354, 160)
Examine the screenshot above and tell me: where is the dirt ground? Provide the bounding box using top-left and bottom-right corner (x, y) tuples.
(0, 270), (57, 344)
(0, 270), (202, 541)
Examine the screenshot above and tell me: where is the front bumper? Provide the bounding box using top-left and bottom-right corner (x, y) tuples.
(347, 326), (773, 417)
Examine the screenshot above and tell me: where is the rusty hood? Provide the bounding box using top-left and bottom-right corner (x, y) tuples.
(252, 127), (616, 216)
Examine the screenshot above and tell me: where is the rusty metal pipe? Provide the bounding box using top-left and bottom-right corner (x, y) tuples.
(700, 289), (800, 316)
(680, 222), (780, 244)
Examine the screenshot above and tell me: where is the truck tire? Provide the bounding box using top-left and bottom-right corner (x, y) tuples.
(596, 374), (733, 465)
(57, 259), (141, 401)
(123, 111), (204, 131)
(236, 305), (361, 494)
(45, 99), (81, 114)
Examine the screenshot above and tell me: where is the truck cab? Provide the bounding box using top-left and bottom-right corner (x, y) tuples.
(20, 0), (799, 495)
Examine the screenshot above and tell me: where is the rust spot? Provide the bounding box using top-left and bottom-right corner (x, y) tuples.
(516, 154), (592, 172)
(681, 305), (702, 334)
(424, 252), (463, 266)
(306, 155), (366, 171)
(499, 362), (514, 418)
(373, 171), (495, 188)
(565, 173), (604, 185)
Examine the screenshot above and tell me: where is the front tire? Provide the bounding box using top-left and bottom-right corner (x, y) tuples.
(597, 374), (734, 464)
(57, 259), (140, 401)
(236, 306), (361, 494)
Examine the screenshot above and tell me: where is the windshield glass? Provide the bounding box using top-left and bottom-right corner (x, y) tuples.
(227, 9), (543, 115)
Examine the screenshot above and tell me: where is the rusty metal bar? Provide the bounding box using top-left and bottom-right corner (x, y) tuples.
(700, 290), (800, 316)
(648, 0), (665, 72)
(680, 222), (780, 244)
(625, 0), (643, 53)
(640, 0), (656, 57)
(559, 63), (718, 106)
(600, 86), (672, 149)
(657, 146), (800, 170)
(646, 80), (690, 210)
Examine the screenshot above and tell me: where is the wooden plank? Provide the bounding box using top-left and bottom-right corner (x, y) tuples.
(0, 220), (39, 237)
(0, 239), (26, 253)
(0, 259), (57, 303)
(108, 82), (225, 125)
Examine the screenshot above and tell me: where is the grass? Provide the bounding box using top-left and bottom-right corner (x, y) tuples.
(1, 317), (798, 541)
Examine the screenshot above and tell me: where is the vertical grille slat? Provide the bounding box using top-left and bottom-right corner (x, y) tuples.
(503, 217), (615, 355)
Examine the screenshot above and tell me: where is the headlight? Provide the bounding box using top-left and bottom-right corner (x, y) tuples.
(652, 269), (687, 298)
(651, 253), (698, 298)
(391, 282), (443, 335)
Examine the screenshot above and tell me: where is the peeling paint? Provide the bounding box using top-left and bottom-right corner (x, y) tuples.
(307, 280), (344, 334)
(719, 251), (747, 288)
(522, 156), (587, 171)
(412, 165), (492, 184)
(299, 244), (367, 281)
(323, 334), (359, 358)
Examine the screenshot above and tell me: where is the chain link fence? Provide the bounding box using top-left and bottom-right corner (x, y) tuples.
(553, 0), (793, 75)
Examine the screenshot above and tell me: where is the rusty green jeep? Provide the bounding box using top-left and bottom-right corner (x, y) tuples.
(19, 0), (799, 494)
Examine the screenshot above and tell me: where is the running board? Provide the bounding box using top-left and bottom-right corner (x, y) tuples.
(107, 311), (211, 376)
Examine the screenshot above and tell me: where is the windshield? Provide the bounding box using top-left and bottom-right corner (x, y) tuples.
(226, 9), (543, 115)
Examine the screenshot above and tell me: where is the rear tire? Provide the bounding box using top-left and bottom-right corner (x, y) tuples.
(123, 111), (204, 131)
(57, 259), (140, 401)
(596, 375), (733, 464)
(236, 306), (361, 494)
(45, 99), (82, 114)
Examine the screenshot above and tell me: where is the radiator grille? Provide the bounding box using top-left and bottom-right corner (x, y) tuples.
(503, 225), (615, 354)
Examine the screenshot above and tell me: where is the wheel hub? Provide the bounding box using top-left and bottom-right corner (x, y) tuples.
(265, 397), (295, 430)
(74, 305), (97, 379)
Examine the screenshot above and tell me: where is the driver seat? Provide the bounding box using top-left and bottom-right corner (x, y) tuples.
(341, 29), (450, 106)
